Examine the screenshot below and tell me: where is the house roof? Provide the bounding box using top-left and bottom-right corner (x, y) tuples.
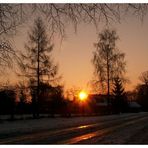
(128, 102), (141, 108)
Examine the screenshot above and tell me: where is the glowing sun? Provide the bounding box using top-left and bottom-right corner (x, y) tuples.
(78, 91), (88, 101)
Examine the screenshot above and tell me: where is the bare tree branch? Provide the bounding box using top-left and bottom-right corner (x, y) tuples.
(0, 4), (148, 74)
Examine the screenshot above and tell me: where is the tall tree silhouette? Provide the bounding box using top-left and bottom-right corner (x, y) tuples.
(20, 17), (58, 118)
(92, 29), (126, 107)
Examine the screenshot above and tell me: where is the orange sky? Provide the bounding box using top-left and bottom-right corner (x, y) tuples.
(2, 8), (148, 93)
(52, 14), (148, 92)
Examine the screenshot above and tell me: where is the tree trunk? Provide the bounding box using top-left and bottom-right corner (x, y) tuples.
(37, 36), (40, 118)
(106, 51), (110, 106)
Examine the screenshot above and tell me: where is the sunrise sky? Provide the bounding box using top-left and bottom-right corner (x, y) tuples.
(3, 5), (148, 93)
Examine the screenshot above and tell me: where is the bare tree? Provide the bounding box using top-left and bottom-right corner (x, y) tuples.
(0, 4), (25, 36)
(19, 17), (59, 118)
(0, 4), (147, 77)
(139, 71), (148, 85)
(1, 4), (148, 37)
(0, 39), (20, 73)
(65, 86), (81, 101)
(0, 4), (25, 73)
(92, 28), (126, 106)
(28, 4), (148, 38)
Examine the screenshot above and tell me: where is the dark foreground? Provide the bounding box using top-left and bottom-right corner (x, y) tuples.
(0, 112), (148, 144)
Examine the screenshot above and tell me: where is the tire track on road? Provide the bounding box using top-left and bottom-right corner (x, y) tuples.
(57, 115), (148, 144)
(0, 113), (147, 144)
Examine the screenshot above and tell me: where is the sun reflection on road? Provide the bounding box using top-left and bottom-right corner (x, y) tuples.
(65, 132), (97, 144)
(78, 125), (88, 129)
(81, 133), (96, 140)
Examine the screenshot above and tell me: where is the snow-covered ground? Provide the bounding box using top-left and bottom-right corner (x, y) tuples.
(0, 112), (145, 136)
(83, 113), (148, 144)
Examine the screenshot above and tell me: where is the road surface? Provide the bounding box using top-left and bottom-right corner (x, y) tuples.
(0, 112), (148, 144)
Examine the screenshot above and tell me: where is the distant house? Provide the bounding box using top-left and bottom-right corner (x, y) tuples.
(88, 94), (142, 114)
(88, 94), (108, 106)
(128, 101), (141, 112)
(88, 94), (109, 114)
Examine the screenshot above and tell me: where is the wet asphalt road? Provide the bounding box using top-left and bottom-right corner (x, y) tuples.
(0, 112), (148, 144)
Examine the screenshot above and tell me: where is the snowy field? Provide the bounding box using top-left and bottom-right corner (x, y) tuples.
(0, 112), (145, 136)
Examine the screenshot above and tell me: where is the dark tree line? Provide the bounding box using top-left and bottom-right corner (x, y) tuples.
(134, 71), (148, 111)
(0, 87), (16, 120)
(0, 83), (67, 120)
